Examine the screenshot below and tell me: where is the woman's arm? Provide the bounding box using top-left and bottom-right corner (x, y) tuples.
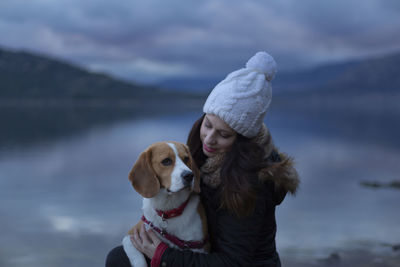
(158, 207), (266, 267)
(132, 181), (276, 267)
(131, 218), (237, 266)
(132, 204), (267, 267)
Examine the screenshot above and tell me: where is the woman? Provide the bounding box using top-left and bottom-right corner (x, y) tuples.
(106, 52), (299, 267)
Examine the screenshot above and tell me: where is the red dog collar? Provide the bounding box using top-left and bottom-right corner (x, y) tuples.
(155, 198), (190, 220)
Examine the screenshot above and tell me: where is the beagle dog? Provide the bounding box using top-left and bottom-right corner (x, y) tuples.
(122, 141), (209, 267)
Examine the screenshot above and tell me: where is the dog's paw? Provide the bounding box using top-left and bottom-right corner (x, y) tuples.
(122, 235), (147, 267)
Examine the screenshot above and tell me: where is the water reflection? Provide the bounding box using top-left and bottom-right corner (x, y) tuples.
(0, 111), (199, 267)
(0, 106), (170, 151)
(0, 107), (399, 266)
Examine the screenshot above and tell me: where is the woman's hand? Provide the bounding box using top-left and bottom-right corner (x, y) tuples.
(130, 223), (162, 259)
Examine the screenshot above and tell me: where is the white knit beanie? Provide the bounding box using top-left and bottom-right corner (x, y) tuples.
(203, 51), (277, 138)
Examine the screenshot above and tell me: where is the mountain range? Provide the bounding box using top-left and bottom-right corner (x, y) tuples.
(0, 47), (202, 110)
(0, 48), (158, 99)
(1, 46), (399, 106)
(274, 52), (400, 94)
(160, 52), (400, 95)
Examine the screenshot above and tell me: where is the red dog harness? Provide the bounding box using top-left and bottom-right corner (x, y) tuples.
(141, 198), (208, 250)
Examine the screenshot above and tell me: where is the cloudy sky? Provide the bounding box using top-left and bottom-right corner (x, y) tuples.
(1, 0), (399, 84)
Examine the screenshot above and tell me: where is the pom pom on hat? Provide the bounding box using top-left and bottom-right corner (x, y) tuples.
(203, 51), (277, 138)
(246, 51), (277, 81)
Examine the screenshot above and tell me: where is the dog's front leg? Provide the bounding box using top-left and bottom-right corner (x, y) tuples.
(122, 235), (147, 267)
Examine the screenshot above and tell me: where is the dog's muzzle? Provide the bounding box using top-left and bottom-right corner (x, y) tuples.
(181, 170), (194, 186)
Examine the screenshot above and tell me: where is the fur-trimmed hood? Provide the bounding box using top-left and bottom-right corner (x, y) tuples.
(253, 124), (300, 203)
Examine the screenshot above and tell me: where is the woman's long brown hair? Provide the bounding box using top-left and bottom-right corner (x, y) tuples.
(186, 114), (270, 217)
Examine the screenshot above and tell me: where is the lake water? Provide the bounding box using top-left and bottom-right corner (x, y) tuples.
(1, 104), (399, 267)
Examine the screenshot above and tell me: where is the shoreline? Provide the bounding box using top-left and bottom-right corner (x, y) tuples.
(280, 244), (400, 267)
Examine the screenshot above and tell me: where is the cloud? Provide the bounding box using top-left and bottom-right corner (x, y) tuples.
(274, 0), (400, 60)
(48, 214), (108, 235)
(0, 0), (399, 83)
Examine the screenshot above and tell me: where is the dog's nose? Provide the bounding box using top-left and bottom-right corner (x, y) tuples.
(182, 170), (194, 183)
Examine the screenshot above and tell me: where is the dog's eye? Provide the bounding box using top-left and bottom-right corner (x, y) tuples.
(183, 156), (189, 164)
(161, 158), (173, 166)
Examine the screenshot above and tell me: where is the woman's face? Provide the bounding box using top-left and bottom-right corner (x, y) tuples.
(200, 114), (237, 157)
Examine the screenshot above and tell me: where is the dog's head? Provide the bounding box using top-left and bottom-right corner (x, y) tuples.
(128, 141), (201, 198)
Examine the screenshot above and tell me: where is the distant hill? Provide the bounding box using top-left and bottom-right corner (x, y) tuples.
(159, 52), (400, 95)
(0, 47), (201, 108)
(270, 52), (400, 113)
(2, 46), (398, 110)
(273, 52), (400, 94)
(159, 76), (222, 93)
(0, 48), (153, 98)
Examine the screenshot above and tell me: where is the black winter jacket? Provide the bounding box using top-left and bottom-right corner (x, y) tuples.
(159, 181), (287, 266)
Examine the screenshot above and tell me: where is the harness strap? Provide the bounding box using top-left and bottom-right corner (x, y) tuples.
(141, 215), (208, 249)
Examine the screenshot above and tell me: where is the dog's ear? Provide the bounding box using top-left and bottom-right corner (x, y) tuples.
(129, 148), (160, 198)
(184, 145), (201, 193)
(192, 159), (201, 193)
